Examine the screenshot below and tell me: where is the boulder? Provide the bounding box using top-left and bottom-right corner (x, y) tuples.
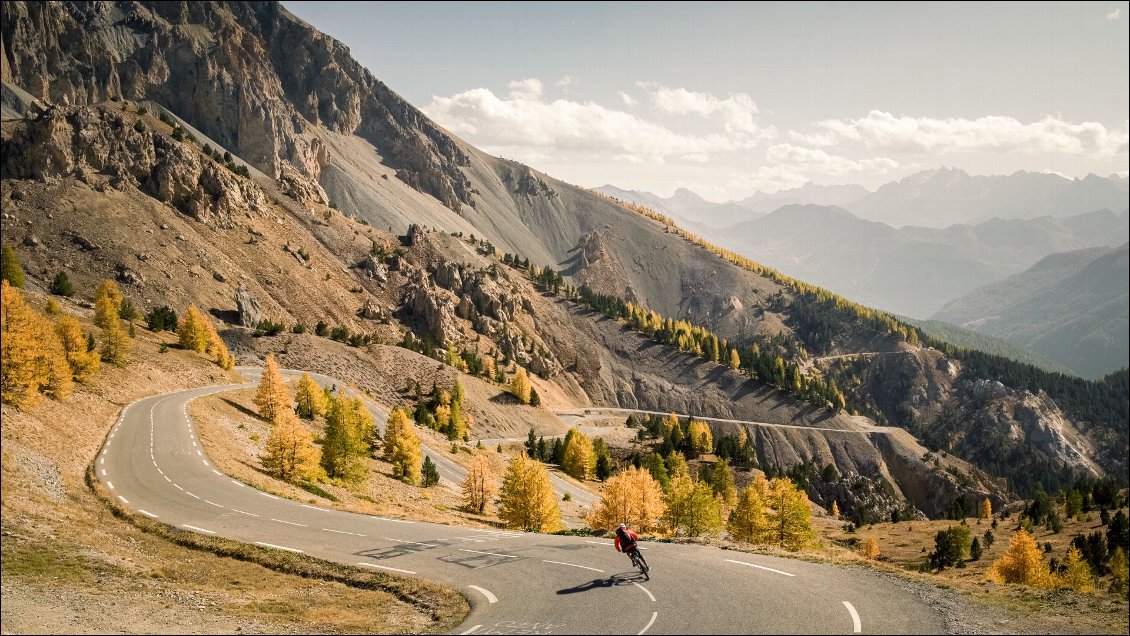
(235, 282), (261, 328)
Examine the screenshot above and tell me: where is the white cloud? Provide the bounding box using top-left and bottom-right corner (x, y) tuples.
(791, 111), (1129, 158)
(766, 143), (901, 176)
(423, 80), (768, 164)
(619, 91), (638, 107)
(644, 84), (763, 135)
(728, 165), (810, 194)
(1106, 8), (1120, 19)
(556, 75), (577, 90)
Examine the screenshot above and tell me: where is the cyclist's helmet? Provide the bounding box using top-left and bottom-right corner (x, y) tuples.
(618, 523), (626, 529)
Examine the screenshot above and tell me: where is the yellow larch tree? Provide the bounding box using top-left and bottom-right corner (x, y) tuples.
(688, 420), (713, 454)
(729, 348), (741, 370)
(1, 281), (73, 407)
(979, 497), (992, 520)
(665, 451), (689, 479)
(384, 407), (422, 485)
(320, 394), (375, 484)
(178, 305), (210, 353)
(294, 372), (327, 420)
(987, 528), (1053, 588)
(510, 367), (532, 404)
(727, 484), (770, 544)
(662, 475), (723, 537)
(203, 318), (234, 369)
(92, 279), (123, 330)
(661, 412), (679, 436)
(100, 318), (131, 367)
(1059, 546), (1094, 592)
(498, 453), (562, 532)
(831, 500), (841, 518)
(767, 477), (815, 551)
(586, 466), (666, 532)
(56, 314), (99, 382)
(461, 453), (499, 514)
(561, 428), (594, 480)
(254, 354), (291, 424)
(261, 410), (322, 482)
(711, 458), (737, 508)
(861, 536), (881, 559)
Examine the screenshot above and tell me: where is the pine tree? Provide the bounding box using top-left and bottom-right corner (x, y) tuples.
(593, 437), (613, 482)
(49, 271), (75, 297)
(586, 466), (665, 532)
(56, 315), (99, 382)
(497, 453), (562, 532)
(321, 395), (375, 484)
(710, 458), (737, 507)
(178, 306), (210, 353)
(1, 245), (25, 288)
(529, 386), (541, 407)
(261, 410), (322, 482)
(93, 280), (123, 330)
(1, 282), (73, 407)
(384, 407), (422, 484)
(462, 453), (499, 514)
(662, 475), (723, 537)
(642, 452), (670, 490)
(970, 536), (983, 561)
(988, 528), (1053, 588)
(294, 373), (327, 419)
(727, 484), (770, 544)
(561, 428), (594, 480)
(422, 456), (440, 487)
(1060, 546), (1095, 592)
(861, 536), (881, 559)
(767, 477), (815, 551)
(510, 367), (532, 404)
(254, 354), (291, 424)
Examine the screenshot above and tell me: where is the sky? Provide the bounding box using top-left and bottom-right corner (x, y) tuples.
(282, 1), (1130, 201)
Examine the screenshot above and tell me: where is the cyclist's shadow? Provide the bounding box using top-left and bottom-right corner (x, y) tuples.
(556, 572), (645, 596)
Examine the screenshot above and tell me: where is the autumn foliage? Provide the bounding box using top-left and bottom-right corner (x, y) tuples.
(498, 453), (561, 532)
(587, 466), (666, 532)
(1, 281), (73, 407)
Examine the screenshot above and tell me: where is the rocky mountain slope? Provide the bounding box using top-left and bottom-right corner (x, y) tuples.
(2, 0), (1124, 513)
(933, 244), (1129, 379)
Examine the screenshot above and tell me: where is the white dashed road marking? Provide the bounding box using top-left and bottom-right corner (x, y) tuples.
(843, 601), (862, 633)
(255, 542), (303, 553)
(543, 560), (604, 572)
(467, 585), (498, 603)
(139, 510), (159, 519)
(117, 495), (129, 504)
(459, 625), (483, 635)
(271, 518), (306, 527)
(321, 528), (365, 537)
(638, 611), (658, 635)
(107, 481), (115, 489)
(182, 525), (216, 534)
(725, 559), (795, 577)
(633, 582), (656, 602)
(230, 508), (259, 517)
(459, 549), (518, 558)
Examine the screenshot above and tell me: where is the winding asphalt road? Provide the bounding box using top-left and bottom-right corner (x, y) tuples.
(95, 370), (950, 635)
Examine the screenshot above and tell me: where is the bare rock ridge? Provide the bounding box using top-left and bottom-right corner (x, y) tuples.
(1, 0), (471, 211)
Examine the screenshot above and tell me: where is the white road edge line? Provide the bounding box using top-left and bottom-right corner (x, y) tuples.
(459, 549), (518, 558)
(843, 601), (862, 633)
(543, 559), (604, 572)
(632, 582), (656, 602)
(106, 481), (114, 490)
(368, 515), (414, 524)
(204, 499), (223, 508)
(585, 540), (612, 546)
(467, 585), (498, 603)
(182, 524), (216, 534)
(725, 559), (796, 577)
(260, 492), (279, 499)
(185, 492), (200, 499)
(138, 510), (159, 519)
(212, 469), (222, 476)
(117, 495), (129, 504)
(100, 469), (106, 476)
(638, 611), (658, 635)
(301, 504), (330, 512)
(231, 479), (246, 487)
(459, 625), (483, 635)
(358, 562), (416, 574)
(255, 542), (303, 553)
(230, 508), (259, 517)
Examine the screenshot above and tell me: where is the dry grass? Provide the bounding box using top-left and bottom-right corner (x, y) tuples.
(0, 292), (468, 634)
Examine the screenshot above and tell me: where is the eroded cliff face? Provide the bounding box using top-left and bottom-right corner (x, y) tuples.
(1, 1), (470, 210)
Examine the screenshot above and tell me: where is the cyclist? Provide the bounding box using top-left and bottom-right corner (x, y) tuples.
(614, 523), (641, 563)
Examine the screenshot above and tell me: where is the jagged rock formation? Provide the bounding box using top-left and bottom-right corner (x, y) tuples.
(400, 269), (461, 346)
(0, 105), (265, 226)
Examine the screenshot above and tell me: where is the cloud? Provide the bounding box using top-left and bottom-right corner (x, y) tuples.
(423, 79), (769, 164)
(556, 75), (577, 90)
(791, 111), (1129, 158)
(728, 165), (810, 194)
(1107, 8), (1120, 19)
(643, 84), (763, 135)
(766, 144), (901, 176)
(619, 91), (638, 107)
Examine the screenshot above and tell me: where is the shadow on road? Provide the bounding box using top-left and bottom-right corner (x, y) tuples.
(556, 572), (643, 595)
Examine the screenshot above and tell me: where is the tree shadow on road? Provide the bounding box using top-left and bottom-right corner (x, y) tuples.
(556, 572), (643, 595)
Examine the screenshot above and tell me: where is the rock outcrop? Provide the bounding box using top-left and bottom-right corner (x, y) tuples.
(235, 282), (261, 328)
(400, 269), (460, 346)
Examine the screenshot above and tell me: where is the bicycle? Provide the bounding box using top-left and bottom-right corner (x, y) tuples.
(628, 547), (650, 580)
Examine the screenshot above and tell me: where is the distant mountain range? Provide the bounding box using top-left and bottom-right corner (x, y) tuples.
(932, 243), (1129, 379)
(600, 169), (1129, 230)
